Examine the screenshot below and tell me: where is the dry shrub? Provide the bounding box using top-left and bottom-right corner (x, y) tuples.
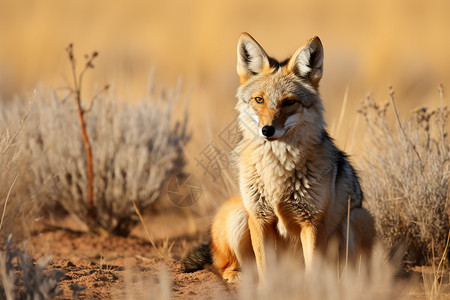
(358, 87), (450, 265)
(0, 236), (64, 300)
(1, 85), (188, 236)
(0, 101), (36, 241)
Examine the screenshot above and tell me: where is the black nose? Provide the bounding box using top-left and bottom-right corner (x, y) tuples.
(261, 125), (275, 137)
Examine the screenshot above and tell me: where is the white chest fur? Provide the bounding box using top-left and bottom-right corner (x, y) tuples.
(239, 139), (327, 214)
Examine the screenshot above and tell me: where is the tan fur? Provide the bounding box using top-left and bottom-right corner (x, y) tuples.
(210, 196), (253, 282)
(210, 33), (375, 284)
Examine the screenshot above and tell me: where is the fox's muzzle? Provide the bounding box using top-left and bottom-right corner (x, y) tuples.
(261, 125), (275, 137)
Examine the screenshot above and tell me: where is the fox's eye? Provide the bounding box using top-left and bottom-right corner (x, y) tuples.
(254, 97), (264, 104)
(282, 99), (297, 106)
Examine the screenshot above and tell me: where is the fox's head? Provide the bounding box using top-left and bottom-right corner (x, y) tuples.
(236, 33), (325, 145)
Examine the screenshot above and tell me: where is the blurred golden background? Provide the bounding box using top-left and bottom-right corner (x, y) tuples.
(1, 0), (449, 155)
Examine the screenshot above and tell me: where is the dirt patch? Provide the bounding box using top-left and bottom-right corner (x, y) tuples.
(27, 216), (230, 299)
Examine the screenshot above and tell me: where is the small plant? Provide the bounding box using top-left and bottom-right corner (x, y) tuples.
(65, 44), (104, 223)
(358, 85), (450, 266)
(0, 236), (64, 300)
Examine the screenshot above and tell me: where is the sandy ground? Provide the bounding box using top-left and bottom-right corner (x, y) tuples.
(27, 215), (233, 300)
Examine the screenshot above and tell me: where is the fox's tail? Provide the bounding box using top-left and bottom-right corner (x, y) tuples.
(182, 238), (212, 272)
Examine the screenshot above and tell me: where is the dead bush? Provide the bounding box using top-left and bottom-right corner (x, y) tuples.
(1, 84), (188, 236)
(358, 87), (450, 266)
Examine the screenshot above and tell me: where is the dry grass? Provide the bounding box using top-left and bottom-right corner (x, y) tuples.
(0, 100), (36, 241)
(236, 244), (406, 300)
(422, 233), (450, 299)
(358, 86), (450, 267)
(0, 95), (64, 300)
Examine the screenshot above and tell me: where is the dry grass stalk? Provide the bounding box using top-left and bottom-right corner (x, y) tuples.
(0, 174), (18, 232)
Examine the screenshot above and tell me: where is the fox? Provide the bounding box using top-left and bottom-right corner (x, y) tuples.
(183, 32), (375, 283)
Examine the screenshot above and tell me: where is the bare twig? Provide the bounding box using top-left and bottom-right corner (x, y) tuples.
(65, 44), (96, 222)
(388, 85), (423, 164)
(84, 84), (110, 113)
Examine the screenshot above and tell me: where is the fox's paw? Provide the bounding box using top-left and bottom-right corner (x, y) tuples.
(222, 269), (241, 283)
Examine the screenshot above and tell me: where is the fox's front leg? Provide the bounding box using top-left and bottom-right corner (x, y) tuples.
(300, 221), (327, 273)
(300, 224), (317, 273)
(247, 212), (276, 286)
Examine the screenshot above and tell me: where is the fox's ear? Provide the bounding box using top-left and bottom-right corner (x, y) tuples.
(287, 36), (324, 88)
(237, 32), (270, 83)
